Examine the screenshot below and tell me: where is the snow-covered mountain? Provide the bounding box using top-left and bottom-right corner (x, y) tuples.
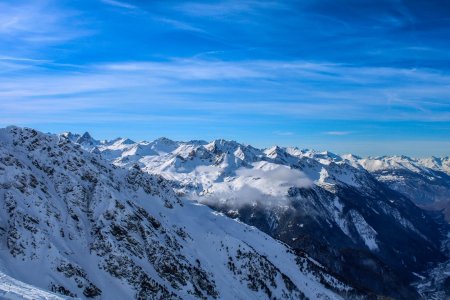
(342, 155), (450, 221)
(419, 156), (450, 175)
(0, 127), (356, 300)
(76, 134), (450, 299)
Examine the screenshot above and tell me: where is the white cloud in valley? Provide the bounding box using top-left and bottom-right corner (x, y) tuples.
(195, 163), (312, 207)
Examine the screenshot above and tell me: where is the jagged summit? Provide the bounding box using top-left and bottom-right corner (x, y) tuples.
(118, 137), (135, 145)
(206, 139), (242, 153)
(187, 139), (208, 146)
(154, 137), (175, 143)
(60, 131), (80, 142)
(75, 132), (98, 146)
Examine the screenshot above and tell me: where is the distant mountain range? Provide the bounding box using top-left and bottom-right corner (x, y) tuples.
(0, 126), (449, 299)
(69, 131), (450, 223)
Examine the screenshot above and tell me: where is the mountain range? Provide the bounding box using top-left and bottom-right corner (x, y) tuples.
(1, 126), (450, 299)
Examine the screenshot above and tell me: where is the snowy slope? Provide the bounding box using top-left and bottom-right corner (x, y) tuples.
(0, 271), (69, 300)
(0, 127), (351, 300)
(419, 156), (450, 175)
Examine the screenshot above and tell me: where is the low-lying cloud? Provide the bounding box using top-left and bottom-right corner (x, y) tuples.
(195, 164), (312, 207)
(194, 165), (222, 173)
(235, 165), (312, 188)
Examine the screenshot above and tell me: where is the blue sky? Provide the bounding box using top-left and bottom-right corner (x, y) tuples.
(1, 0), (450, 156)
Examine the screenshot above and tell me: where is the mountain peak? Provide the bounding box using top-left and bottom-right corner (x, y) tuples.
(120, 138), (135, 145)
(153, 137), (177, 145)
(187, 139), (208, 146)
(60, 131), (80, 141)
(206, 139), (240, 152)
(76, 131), (98, 146)
(81, 131), (92, 139)
(264, 145), (286, 157)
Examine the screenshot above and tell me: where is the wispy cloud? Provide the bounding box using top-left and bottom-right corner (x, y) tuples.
(2, 58), (450, 123)
(324, 131), (353, 136)
(0, 1), (91, 44)
(0, 73), (143, 98)
(101, 0), (137, 10)
(98, 59), (450, 83)
(100, 59), (266, 80)
(153, 17), (205, 33)
(176, 0), (285, 17)
(274, 131), (294, 136)
(0, 55), (49, 63)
